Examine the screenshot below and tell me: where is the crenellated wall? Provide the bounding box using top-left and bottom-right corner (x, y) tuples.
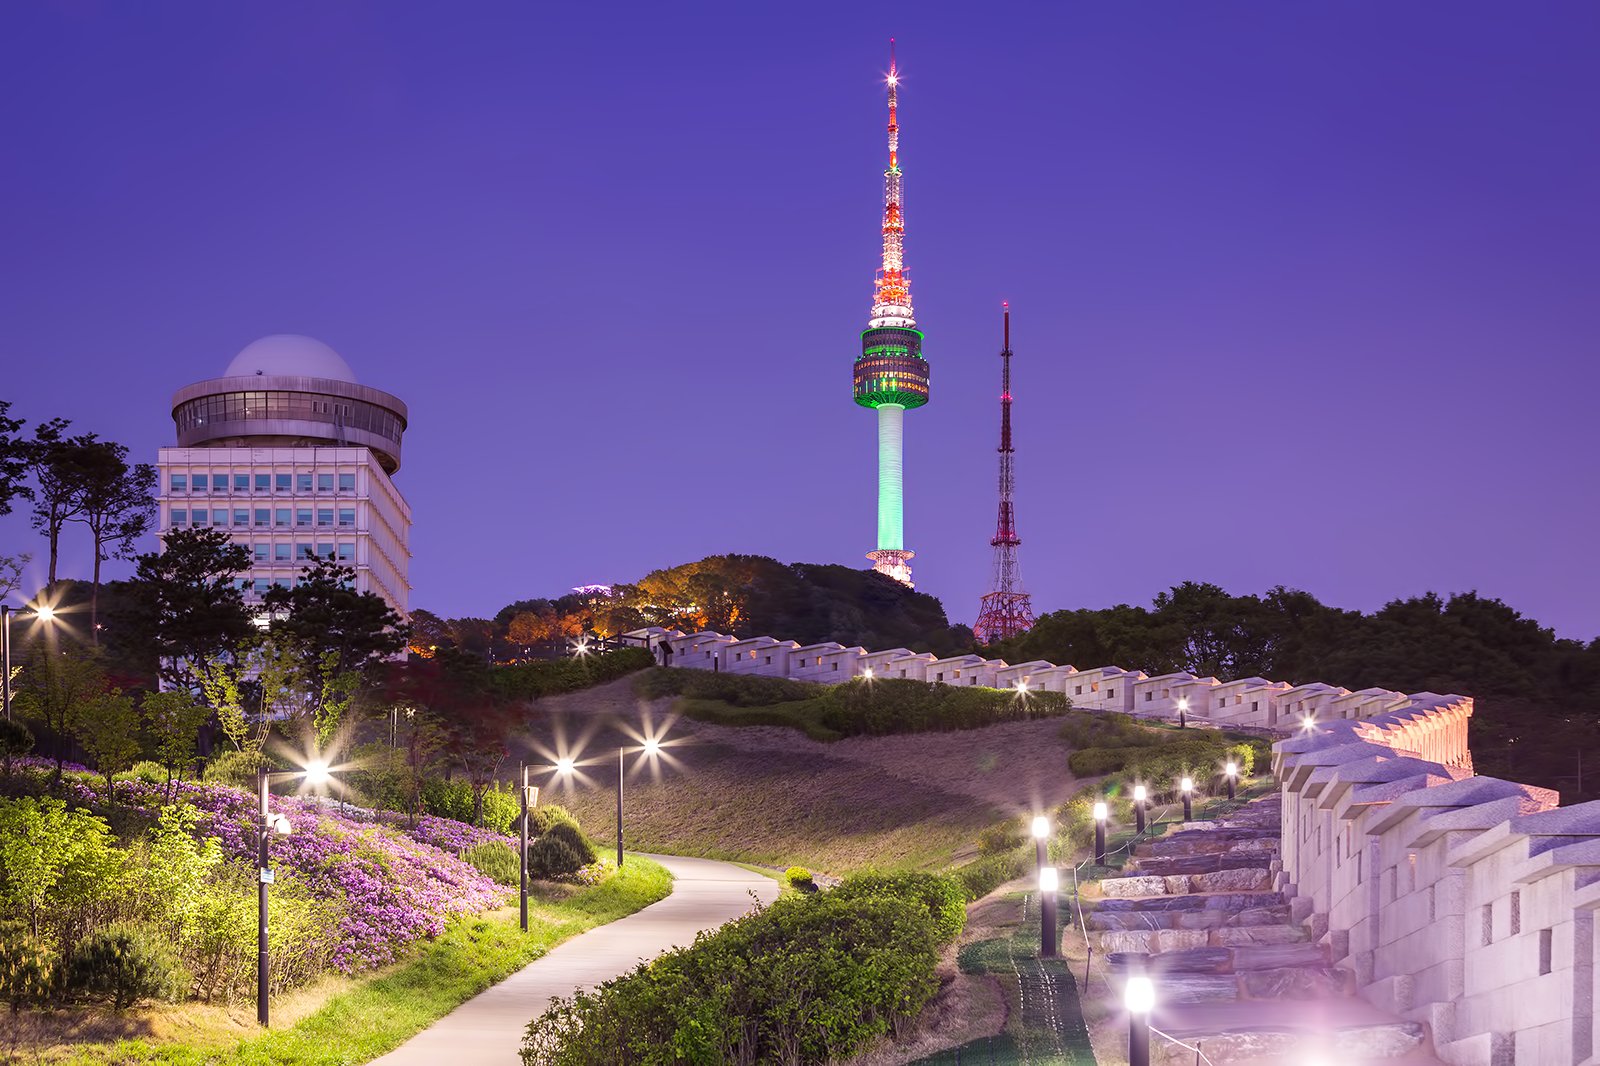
(1276, 712), (1599, 1065)
(623, 625), (1472, 747)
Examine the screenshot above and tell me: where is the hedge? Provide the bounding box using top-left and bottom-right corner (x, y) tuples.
(492, 648), (655, 701)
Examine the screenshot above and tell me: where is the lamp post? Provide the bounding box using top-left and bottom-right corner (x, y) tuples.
(1177, 696), (1187, 729)
(1093, 800), (1108, 866)
(1031, 815), (1049, 873)
(257, 760), (331, 1027)
(616, 737), (662, 868)
(1225, 760), (1238, 801)
(1039, 866), (1058, 958)
(1133, 784), (1147, 834)
(2, 603), (58, 723)
(1125, 972), (1155, 1066)
(517, 762), (541, 932)
(1180, 776), (1194, 821)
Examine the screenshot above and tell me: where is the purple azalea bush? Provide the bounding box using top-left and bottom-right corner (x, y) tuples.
(58, 775), (510, 971)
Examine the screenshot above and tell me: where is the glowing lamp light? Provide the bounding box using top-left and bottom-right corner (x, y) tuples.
(1302, 715), (1317, 733)
(1124, 974), (1156, 1015)
(863, 667), (874, 680)
(887, 74), (898, 85)
(33, 605), (56, 622)
(1031, 815), (1050, 839)
(1133, 784), (1147, 803)
(556, 757), (575, 775)
(1039, 867), (1059, 893)
(1177, 697), (1188, 711)
(641, 738), (661, 756)
(1093, 801), (1108, 822)
(1225, 761), (1238, 778)
(303, 761), (331, 786)
(269, 813), (292, 836)
(1180, 776), (1194, 793)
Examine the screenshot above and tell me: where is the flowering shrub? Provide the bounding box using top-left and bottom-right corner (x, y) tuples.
(393, 812), (515, 854)
(56, 775), (509, 972)
(569, 858), (615, 888)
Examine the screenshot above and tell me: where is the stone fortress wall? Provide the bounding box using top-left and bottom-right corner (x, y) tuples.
(626, 624), (1596, 1063)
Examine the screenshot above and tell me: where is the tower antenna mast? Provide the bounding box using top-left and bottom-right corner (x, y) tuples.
(974, 303), (1035, 643)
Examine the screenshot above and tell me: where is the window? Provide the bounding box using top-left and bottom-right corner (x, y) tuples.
(170, 474), (188, 492)
(1356, 851), (1362, 882)
(1075, 685), (1083, 695)
(1539, 929), (1553, 975)
(233, 509), (249, 527)
(274, 545), (291, 562)
(171, 508), (187, 526)
(338, 473), (355, 492)
(234, 474), (249, 492)
(275, 473), (291, 492)
(338, 508), (355, 528)
(935, 672), (944, 682)
(1090, 682), (1099, 692)
(832, 662), (839, 671)
(212, 474), (228, 493)
(297, 474), (313, 493)
(275, 508), (291, 527)
(1428, 885), (1436, 920)
(1408, 852), (1417, 892)
(255, 508), (270, 526)
(337, 544), (354, 562)
(296, 509), (312, 527)
(1145, 691), (1153, 702)
(255, 474), (271, 492)
(764, 656), (771, 665)
(192, 474), (208, 492)
(1107, 688), (1115, 699)
(1510, 891), (1521, 935)
(1251, 701), (1259, 712)
(298, 543), (315, 560)
(317, 474), (334, 492)
(1482, 904), (1493, 946)
(899, 670), (907, 678)
(212, 509), (229, 526)
(253, 544), (269, 562)
(317, 542), (334, 560)
(317, 509), (333, 527)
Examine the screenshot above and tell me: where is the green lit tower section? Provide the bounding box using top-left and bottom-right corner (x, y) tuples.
(853, 44), (929, 588)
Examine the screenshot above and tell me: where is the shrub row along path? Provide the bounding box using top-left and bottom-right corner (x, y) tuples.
(373, 854), (778, 1066)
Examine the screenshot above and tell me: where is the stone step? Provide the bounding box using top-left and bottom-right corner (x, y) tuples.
(1097, 921), (1309, 955)
(1106, 942), (1327, 975)
(1150, 1021), (1429, 1065)
(1088, 904), (1291, 932)
(1130, 852), (1275, 877)
(1094, 890), (1283, 914)
(1101, 868), (1273, 898)
(1140, 835), (1278, 858)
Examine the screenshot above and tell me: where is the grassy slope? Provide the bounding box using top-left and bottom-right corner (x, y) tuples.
(43, 858), (672, 1066)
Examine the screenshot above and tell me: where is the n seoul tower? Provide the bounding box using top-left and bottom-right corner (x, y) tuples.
(853, 42), (930, 588)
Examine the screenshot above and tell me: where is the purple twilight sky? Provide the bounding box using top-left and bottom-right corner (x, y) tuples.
(3, 2), (1597, 639)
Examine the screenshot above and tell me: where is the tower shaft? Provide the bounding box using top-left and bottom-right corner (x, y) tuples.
(974, 305), (1035, 644)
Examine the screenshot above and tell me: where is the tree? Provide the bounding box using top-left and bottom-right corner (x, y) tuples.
(140, 690), (210, 797)
(0, 402), (30, 518)
(25, 422), (92, 586)
(381, 650), (511, 825)
(406, 608), (452, 658)
(12, 644), (108, 782)
(262, 557), (408, 742)
(0, 718), (33, 775)
(68, 688), (140, 805)
(68, 441), (156, 638)
(118, 529), (253, 689)
(0, 552), (28, 604)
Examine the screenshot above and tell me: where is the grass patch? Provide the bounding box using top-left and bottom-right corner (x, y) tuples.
(40, 858), (672, 1065)
(676, 696), (842, 741)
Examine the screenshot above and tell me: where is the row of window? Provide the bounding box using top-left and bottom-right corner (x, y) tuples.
(249, 543), (356, 563)
(168, 472), (358, 494)
(175, 391), (404, 443)
(170, 507), (356, 529)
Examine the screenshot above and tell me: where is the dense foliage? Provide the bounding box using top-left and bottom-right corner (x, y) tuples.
(640, 668), (1069, 739)
(521, 872), (966, 1065)
(993, 582), (1600, 801)
(490, 648), (655, 700)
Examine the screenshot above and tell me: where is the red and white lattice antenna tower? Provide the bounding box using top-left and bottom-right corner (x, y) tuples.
(973, 303), (1036, 644)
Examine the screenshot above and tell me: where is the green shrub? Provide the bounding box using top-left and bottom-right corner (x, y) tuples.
(830, 872), (966, 946)
(977, 821), (1024, 856)
(65, 925), (184, 1010)
(465, 841), (520, 886)
(420, 777), (474, 824)
(479, 783), (519, 835)
(0, 718), (34, 772)
(522, 873), (954, 1064)
(952, 850), (1027, 901)
(635, 667), (821, 706)
(527, 804), (579, 836)
(124, 761), (168, 786)
(527, 835), (586, 881)
(203, 749), (266, 790)
(815, 678), (1069, 736)
(0, 920), (56, 1010)
(542, 822), (597, 865)
(783, 866), (815, 890)
(0, 797), (126, 951)
(493, 648), (655, 701)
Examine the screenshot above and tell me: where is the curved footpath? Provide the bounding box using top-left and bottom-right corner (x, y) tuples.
(372, 854), (778, 1066)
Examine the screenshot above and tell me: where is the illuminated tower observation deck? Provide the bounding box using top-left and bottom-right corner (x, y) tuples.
(853, 43), (929, 588)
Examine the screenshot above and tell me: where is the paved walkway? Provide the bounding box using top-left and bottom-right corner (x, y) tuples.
(373, 854), (778, 1066)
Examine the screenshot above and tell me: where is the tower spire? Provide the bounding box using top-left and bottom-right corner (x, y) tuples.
(854, 41), (930, 589)
(974, 303), (1035, 643)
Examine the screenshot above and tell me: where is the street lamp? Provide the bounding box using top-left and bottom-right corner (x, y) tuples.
(1038, 866), (1059, 958)
(257, 759), (333, 1027)
(1031, 815), (1049, 872)
(1180, 776), (1194, 821)
(1177, 696), (1187, 729)
(1125, 972), (1155, 1066)
(1133, 784), (1147, 833)
(517, 756), (577, 929)
(1, 603), (59, 722)
(1093, 800), (1108, 866)
(616, 735), (664, 868)
(1302, 714), (1317, 734)
(1225, 759), (1238, 801)
(863, 666), (874, 680)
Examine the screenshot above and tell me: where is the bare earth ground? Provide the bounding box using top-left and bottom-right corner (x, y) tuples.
(518, 677), (1081, 875)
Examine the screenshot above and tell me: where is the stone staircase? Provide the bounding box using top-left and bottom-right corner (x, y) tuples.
(1087, 796), (1441, 1065)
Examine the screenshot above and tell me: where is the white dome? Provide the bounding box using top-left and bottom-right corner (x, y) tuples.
(225, 335), (357, 383)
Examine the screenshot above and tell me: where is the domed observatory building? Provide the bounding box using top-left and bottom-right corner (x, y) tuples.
(155, 335), (411, 614)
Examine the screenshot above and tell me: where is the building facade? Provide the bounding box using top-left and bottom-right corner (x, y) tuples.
(155, 335), (412, 614)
